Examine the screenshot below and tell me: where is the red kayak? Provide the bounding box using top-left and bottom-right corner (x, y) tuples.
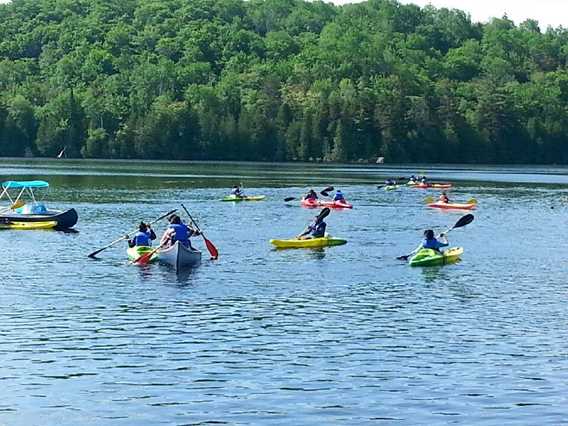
(301, 198), (353, 209)
(415, 183), (453, 189)
(428, 201), (476, 210)
(319, 200), (353, 209)
(301, 198), (320, 208)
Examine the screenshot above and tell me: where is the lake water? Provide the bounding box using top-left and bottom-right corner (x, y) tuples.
(1, 159), (568, 425)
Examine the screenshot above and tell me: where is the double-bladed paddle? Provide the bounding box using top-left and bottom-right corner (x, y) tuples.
(87, 209), (177, 258)
(297, 207), (331, 238)
(397, 214), (474, 261)
(181, 203), (219, 260)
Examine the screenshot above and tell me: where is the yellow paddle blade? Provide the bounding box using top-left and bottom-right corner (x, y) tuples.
(424, 196), (434, 204)
(11, 200), (24, 209)
(467, 198), (478, 204)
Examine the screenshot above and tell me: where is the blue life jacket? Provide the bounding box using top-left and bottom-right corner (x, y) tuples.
(311, 221), (326, 238)
(132, 230), (152, 247)
(334, 192), (344, 201)
(169, 223), (191, 247)
(423, 238), (448, 251)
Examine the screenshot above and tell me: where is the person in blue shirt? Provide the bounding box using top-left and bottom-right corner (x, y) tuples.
(160, 214), (200, 249)
(231, 185), (243, 198)
(298, 215), (327, 239)
(127, 222), (156, 248)
(421, 229), (448, 252)
(333, 190), (345, 202)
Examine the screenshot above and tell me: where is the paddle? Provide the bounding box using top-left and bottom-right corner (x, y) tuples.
(181, 203), (219, 260)
(320, 186), (334, 197)
(397, 214), (474, 261)
(87, 209), (177, 258)
(284, 197), (296, 202)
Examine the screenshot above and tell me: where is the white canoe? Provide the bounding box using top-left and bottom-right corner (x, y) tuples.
(159, 241), (201, 270)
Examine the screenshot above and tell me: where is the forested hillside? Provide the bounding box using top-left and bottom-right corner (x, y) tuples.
(0, 0), (567, 163)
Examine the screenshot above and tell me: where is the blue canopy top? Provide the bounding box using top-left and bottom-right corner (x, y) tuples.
(2, 180), (49, 189)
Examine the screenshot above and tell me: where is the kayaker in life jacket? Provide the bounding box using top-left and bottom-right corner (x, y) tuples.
(385, 179), (396, 185)
(333, 190), (345, 202)
(421, 229), (448, 252)
(231, 185), (243, 197)
(439, 192), (450, 204)
(408, 175), (417, 184)
(127, 222), (156, 248)
(298, 215), (327, 240)
(160, 214), (200, 248)
(304, 189), (318, 200)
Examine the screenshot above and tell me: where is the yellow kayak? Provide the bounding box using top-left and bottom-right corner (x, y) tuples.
(0, 220), (58, 230)
(270, 236), (347, 249)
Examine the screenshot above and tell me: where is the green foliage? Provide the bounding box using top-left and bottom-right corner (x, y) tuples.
(0, 0), (567, 163)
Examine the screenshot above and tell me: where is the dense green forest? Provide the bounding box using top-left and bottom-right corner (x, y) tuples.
(0, 0), (567, 163)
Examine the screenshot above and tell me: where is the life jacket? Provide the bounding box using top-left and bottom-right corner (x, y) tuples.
(132, 230), (152, 247)
(169, 223), (190, 246)
(311, 221), (326, 237)
(334, 192), (344, 201)
(423, 238), (447, 251)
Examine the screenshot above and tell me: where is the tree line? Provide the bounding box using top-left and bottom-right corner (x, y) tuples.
(1, 0), (568, 163)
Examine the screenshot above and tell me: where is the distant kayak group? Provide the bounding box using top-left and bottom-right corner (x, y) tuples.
(1, 175), (475, 271)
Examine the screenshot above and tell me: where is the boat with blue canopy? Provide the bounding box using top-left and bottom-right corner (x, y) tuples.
(0, 180), (78, 229)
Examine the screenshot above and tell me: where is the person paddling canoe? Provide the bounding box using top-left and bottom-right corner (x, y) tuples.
(298, 214), (327, 240)
(439, 191), (450, 204)
(127, 222), (156, 248)
(160, 214), (200, 249)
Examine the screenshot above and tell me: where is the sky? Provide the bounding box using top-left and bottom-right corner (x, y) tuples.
(335, 0), (567, 29)
(0, 0), (565, 29)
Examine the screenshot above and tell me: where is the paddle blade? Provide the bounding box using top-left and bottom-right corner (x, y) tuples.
(322, 186), (334, 193)
(452, 214), (474, 230)
(284, 197), (296, 202)
(318, 207), (331, 221)
(467, 198), (478, 204)
(397, 255), (410, 261)
(424, 196), (434, 204)
(87, 249), (103, 259)
(204, 237), (219, 260)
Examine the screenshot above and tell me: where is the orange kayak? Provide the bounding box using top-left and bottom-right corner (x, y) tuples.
(428, 202), (476, 210)
(301, 199), (353, 209)
(416, 183), (453, 189)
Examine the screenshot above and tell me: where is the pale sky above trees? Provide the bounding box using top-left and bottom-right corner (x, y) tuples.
(333, 0), (567, 29)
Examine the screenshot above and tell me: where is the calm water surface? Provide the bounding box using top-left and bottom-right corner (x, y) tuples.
(1, 159), (568, 425)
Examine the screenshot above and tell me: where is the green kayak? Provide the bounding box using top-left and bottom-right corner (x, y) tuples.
(127, 246), (159, 263)
(384, 185), (399, 191)
(221, 195), (266, 202)
(409, 247), (463, 267)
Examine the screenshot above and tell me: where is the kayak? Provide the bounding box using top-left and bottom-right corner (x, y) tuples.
(301, 198), (320, 208)
(127, 246), (159, 263)
(415, 183), (453, 189)
(428, 202), (476, 210)
(159, 241), (201, 270)
(319, 200), (353, 209)
(384, 185), (399, 191)
(270, 236), (347, 249)
(0, 220), (57, 230)
(222, 195), (266, 202)
(409, 247), (463, 267)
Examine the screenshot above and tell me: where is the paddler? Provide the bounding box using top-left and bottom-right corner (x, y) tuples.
(439, 191), (450, 204)
(127, 222), (156, 247)
(385, 179), (396, 185)
(298, 213), (327, 240)
(160, 214), (200, 249)
(420, 229), (448, 253)
(333, 189), (345, 202)
(231, 185), (244, 198)
(304, 189), (318, 201)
